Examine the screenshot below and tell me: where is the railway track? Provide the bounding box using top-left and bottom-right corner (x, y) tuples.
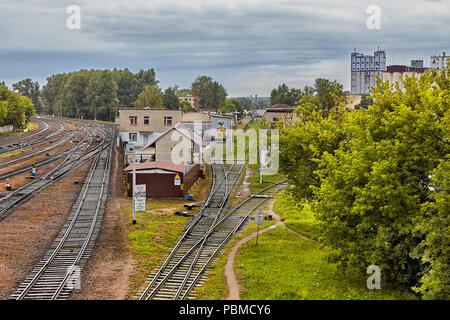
(0, 118), (49, 146)
(138, 158), (287, 300)
(0, 123), (111, 223)
(0, 118), (66, 156)
(10, 123), (115, 300)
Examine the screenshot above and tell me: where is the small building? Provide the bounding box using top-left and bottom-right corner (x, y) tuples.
(264, 104), (295, 127)
(124, 161), (204, 198)
(210, 114), (234, 130)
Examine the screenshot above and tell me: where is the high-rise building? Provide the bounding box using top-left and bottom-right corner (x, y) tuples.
(351, 49), (386, 95)
(430, 51), (449, 70)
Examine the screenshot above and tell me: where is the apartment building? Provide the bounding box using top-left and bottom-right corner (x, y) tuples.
(430, 51), (450, 70)
(118, 108), (182, 152)
(351, 49), (387, 95)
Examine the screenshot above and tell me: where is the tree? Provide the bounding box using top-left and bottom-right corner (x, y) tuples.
(134, 85), (164, 109)
(113, 68), (140, 108)
(191, 76), (227, 110)
(180, 100), (195, 113)
(163, 87), (180, 110)
(13, 79), (41, 114)
(64, 71), (89, 118)
(85, 70), (119, 121)
(0, 84), (35, 127)
(270, 83), (302, 106)
(355, 94), (374, 109)
(280, 70), (450, 296)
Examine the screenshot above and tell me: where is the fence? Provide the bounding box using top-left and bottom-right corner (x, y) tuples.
(0, 125), (14, 134)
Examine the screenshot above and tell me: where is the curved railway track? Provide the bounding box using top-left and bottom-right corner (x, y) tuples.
(0, 122), (111, 223)
(10, 123), (115, 300)
(138, 156), (287, 300)
(0, 118), (66, 156)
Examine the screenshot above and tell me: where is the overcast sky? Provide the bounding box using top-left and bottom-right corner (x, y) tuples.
(0, 0), (448, 96)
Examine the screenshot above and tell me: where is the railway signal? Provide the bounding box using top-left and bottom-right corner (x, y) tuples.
(6, 178), (11, 191)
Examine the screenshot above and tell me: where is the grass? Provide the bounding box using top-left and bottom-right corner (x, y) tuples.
(0, 121), (36, 136)
(273, 191), (321, 241)
(125, 199), (190, 296)
(235, 227), (416, 300)
(194, 219), (276, 300)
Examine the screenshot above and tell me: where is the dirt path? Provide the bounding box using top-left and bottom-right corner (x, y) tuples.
(224, 198), (315, 300)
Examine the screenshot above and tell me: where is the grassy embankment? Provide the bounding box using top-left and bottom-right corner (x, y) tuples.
(235, 191), (417, 300)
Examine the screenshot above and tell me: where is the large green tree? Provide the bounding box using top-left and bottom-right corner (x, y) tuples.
(191, 76), (227, 110)
(0, 84), (35, 127)
(12, 79), (41, 114)
(85, 70), (119, 121)
(163, 87), (180, 110)
(134, 85), (164, 109)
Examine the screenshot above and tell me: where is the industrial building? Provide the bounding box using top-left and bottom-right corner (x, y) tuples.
(351, 49), (386, 95)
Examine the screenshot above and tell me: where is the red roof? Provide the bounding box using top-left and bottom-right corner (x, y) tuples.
(124, 161), (186, 173)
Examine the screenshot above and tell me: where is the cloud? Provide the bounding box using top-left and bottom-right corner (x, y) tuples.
(0, 0), (449, 96)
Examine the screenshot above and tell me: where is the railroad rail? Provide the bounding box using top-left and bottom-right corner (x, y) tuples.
(10, 124), (115, 300)
(0, 123), (111, 223)
(0, 118), (66, 156)
(138, 158), (286, 300)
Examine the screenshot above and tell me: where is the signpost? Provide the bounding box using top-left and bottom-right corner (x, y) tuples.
(255, 209), (264, 245)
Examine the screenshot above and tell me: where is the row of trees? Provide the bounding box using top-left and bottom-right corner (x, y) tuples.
(41, 68), (157, 121)
(279, 71), (449, 299)
(270, 79), (346, 113)
(0, 84), (35, 128)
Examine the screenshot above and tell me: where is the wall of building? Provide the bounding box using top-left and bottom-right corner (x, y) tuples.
(119, 109), (182, 134)
(382, 71), (424, 92)
(155, 129), (199, 164)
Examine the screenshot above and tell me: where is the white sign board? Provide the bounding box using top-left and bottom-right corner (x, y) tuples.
(134, 184), (146, 212)
(255, 214), (264, 226)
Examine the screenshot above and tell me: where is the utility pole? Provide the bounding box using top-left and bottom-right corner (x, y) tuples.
(132, 148), (137, 224)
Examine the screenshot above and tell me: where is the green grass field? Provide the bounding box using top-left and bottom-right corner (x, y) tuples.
(125, 199), (189, 296)
(235, 226), (416, 300)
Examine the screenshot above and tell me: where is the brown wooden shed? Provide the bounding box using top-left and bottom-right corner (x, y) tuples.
(124, 161), (203, 198)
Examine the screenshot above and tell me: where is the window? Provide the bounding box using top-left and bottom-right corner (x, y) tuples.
(164, 116), (172, 126)
(144, 116), (149, 125)
(273, 117), (279, 122)
(129, 116), (137, 125)
(129, 133), (137, 141)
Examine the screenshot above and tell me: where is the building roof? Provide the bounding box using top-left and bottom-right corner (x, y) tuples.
(271, 104), (292, 109)
(124, 160), (186, 173)
(211, 114), (234, 119)
(181, 112), (211, 123)
(147, 123), (204, 147)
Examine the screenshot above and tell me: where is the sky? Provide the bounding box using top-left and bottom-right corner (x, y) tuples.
(0, 0), (448, 96)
